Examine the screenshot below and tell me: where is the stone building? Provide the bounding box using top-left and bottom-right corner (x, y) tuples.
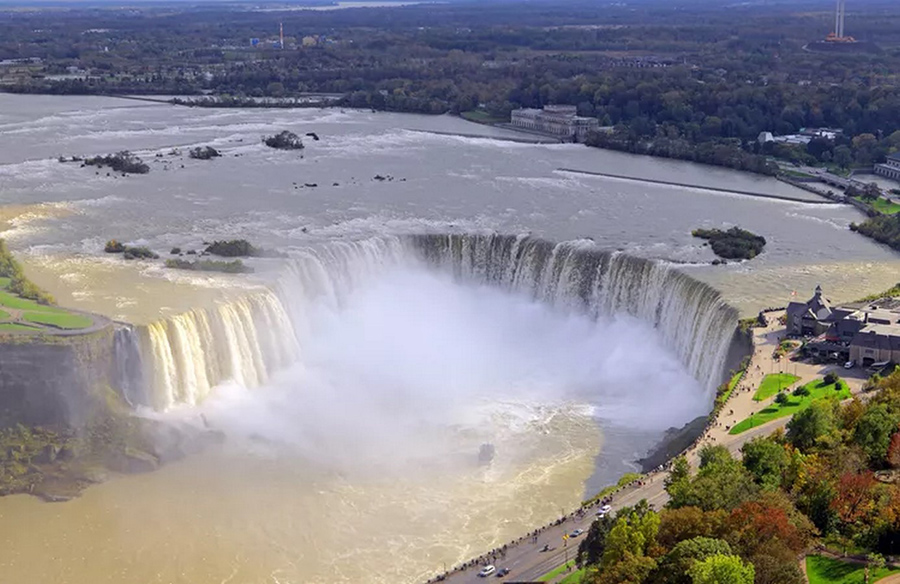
(876, 152), (900, 181)
(510, 105), (600, 142)
(788, 285), (900, 366)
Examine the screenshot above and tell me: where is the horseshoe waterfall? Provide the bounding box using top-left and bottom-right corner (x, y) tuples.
(113, 234), (741, 409)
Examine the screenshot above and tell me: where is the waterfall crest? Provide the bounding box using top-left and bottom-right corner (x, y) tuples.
(117, 233), (738, 409)
(409, 234), (739, 395)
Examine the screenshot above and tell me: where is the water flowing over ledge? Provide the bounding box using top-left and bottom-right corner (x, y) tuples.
(410, 234), (740, 397)
(115, 234), (739, 409)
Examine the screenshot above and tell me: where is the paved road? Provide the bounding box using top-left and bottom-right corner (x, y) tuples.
(433, 415), (796, 584)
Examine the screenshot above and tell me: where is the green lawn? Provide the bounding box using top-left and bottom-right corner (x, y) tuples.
(854, 196), (900, 215)
(0, 309), (11, 320)
(754, 373), (801, 401)
(731, 379), (850, 435)
(0, 290), (64, 313)
(806, 555), (900, 584)
(460, 110), (507, 124)
(0, 323), (40, 332)
(539, 561), (577, 582)
(559, 568), (585, 583)
(23, 311), (93, 330)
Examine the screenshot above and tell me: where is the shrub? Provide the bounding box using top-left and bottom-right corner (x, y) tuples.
(104, 240), (125, 253)
(204, 240), (259, 257)
(165, 259), (253, 274)
(775, 392), (789, 405)
(793, 386), (810, 397)
(824, 372), (839, 386)
(122, 246), (159, 260)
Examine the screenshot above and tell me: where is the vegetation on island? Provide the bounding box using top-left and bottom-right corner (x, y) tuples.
(692, 227), (767, 261)
(263, 131), (304, 150)
(83, 151), (150, 175)
(165, 258), (253, 274)
(576, 368), (900, 584)
(851, 214), (900, 253)
(204, 239), (261, 258)
(806, 555), (899, 584)
(103, 241), (159, 260)
(188, 146), (221, 160)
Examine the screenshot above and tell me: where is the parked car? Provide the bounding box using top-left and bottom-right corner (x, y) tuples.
(570, 529), (584, 538)
(478, 565), (496, 577)
(596, 504), (612, 517)
(496, 567), (510, 577)
(844, 360), (855, 369)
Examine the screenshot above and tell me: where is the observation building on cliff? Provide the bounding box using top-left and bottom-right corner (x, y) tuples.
(510, 105), (600, 142)
(787, 285), (900, 366)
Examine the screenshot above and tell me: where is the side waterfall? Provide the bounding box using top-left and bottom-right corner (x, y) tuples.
(409, 234), (739, 396)
(114, 234), (738, 409)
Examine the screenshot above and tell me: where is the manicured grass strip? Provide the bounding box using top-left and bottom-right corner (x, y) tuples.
(0, 323), (40, 332)
(559, 568), (585, 584)
(720, 369), (745, 403)
(0, 309), (10, 320)
(854, 196), (900, 215)
(0, 290), (63, 313)
(539, 561), (577, 582)
(806, 555), (900, 584)
(731, 379), (850, 435)
(754, 373), (801, 401)
(23, 311), (92, 330)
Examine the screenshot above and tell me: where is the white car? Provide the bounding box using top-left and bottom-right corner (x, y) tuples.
(570, 529), (584, 538)
(598, 504), (612, 516)
(844, 360), (855, 369)
(479, 565), (496, 577)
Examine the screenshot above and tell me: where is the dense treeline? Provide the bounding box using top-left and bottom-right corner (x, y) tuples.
(3, 1), (900, 175)
(576, 370), (900, 583)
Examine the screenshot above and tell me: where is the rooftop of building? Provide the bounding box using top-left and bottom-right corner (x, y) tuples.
(888, 152), (900, 162)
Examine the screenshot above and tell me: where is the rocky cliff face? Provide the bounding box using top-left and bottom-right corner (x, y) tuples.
(0, 326), (118, 429)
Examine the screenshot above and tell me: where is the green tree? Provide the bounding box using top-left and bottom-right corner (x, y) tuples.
(689, 554), (754, 584)
(668, 448), (758, 511)
(652, 537), (732, 584)
(787, 400), (835, 451)
(834, 145), (853, 169)
(577, 514), (615, 568)
(854, 403), (900, 464)
(741, 437), (789, 490)
(601, 501), (660, 569)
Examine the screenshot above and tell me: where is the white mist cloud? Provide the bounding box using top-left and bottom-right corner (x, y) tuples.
(193, 266), (707, 472)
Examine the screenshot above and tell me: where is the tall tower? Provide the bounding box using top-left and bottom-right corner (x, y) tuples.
(280, 22), (284, 49)
(836, 0), (845, 38)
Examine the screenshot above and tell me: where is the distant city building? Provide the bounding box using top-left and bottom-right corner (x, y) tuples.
(510, 105), (600, 142)
(302, 36), (318, 47)
(876, 152), (900, 181)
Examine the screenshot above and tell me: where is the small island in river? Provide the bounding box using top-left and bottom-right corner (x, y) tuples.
(692, 226), (767, 261)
